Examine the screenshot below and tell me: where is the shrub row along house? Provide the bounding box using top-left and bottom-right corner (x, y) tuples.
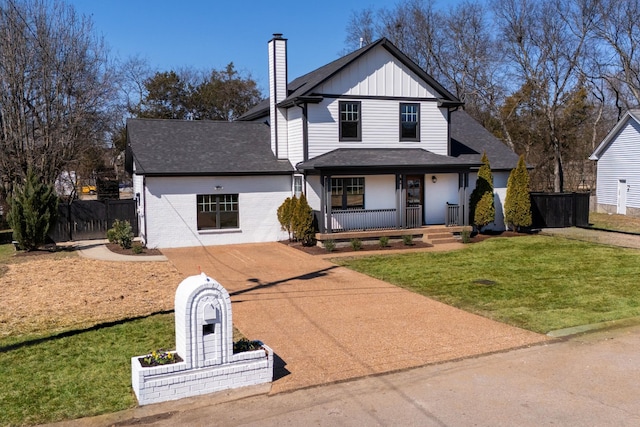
(126, 34), (520, 249)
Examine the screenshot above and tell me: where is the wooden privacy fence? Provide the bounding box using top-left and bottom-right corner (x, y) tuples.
(50, 199), (138, 242)
(530, 192), (590, 228)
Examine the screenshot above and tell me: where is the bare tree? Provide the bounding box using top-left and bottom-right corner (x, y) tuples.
(0, 0), (117, 202)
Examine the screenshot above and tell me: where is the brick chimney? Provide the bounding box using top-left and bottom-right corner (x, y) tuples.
(268, 33), (288, 158)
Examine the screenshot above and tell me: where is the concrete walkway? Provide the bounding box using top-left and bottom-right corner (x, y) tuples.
(65, 239), (168, 262)
(162, 243), (547, 394)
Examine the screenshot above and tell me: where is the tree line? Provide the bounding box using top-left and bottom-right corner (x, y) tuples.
(345, 0), (640, 192)
(0, 0), (260, 217)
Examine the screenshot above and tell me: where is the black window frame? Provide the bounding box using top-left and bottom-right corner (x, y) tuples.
(331, 177), (365, 210)
(400, 103), (420, 141)
(339, 101), (362, 141)
(196, 194), (239, 230)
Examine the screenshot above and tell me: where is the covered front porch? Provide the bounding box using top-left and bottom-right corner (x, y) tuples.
(297, 148), (480, 236)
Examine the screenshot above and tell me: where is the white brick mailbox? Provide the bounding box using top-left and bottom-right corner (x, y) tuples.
(131, 273), (273, 405)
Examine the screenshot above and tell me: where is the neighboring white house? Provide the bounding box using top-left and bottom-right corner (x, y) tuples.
(127, 34), (520, 249)
(590, 110), (640, 217)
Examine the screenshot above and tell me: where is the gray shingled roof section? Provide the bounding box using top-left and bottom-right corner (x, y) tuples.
(127, 119), (293, 175)
(240, 38), (461, 121)
(297, 148), (480, 171)
(450, 109), (520, 170)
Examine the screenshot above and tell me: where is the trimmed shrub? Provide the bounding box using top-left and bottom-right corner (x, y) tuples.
(460, 229), (471, 243)
(8, 169), (59, 251)
(277, 196), (297, 240)
(504, 155), (532, 231)
(323, 239), (336, 253)
(108, 219), (133, 249)
(350, 238), (362, 251)
(402, 235), (414, 246)
(379, 236), (389, 247)
(291, 193), (315, 246)
(469, 152), (495, 231)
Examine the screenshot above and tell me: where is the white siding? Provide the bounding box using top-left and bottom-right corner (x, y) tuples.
(306, 98), (448, 159)
(596, 119), (640, 210)
(467, 171), (509, 231)
(132, 171), (145, 243)
(365, 175), (396, 209)
(425, 174), (458, 224)
(306, 175), (322, 212)
(287, 107), (303, 167)
(142, 176), (290, 248)
(316, 45), (437, 98)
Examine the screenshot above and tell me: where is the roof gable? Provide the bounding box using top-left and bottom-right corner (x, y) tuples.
(590, 110), (640, 160)
(126, 119), (293, 176)
(240, 38), (461, 121)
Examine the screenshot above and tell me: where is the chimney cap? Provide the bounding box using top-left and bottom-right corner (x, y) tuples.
(272, 33), (284, 39)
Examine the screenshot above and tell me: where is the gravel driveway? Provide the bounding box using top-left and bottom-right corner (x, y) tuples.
(163, 243), (547, 394)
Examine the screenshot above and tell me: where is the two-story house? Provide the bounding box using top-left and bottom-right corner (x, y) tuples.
(127, 34), (519, 249)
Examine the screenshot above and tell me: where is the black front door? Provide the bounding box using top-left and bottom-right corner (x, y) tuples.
(406, 175), (423, 226)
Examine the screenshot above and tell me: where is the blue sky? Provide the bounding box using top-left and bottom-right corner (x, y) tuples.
(68, 0), (465, 94)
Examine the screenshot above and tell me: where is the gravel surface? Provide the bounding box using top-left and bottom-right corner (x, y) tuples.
(541, 227), (640, 249)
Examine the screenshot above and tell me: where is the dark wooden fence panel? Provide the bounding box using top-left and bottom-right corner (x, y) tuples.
(530, 192), (590, 228)
(50, 199), (137, 242)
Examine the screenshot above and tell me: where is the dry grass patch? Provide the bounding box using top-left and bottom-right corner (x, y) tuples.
(0, 255), (182, 341)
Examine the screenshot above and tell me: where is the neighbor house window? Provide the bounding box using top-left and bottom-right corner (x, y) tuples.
(400, 103), (420, 141)
(331, 178), (364, 209)
(339, 101), (361, 141)
(197, 194), (238, 230)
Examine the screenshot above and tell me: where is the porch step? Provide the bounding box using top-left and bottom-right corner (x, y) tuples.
(424, 232), (454, 240)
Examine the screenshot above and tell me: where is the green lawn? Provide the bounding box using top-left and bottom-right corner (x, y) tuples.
(336, 235), (640, 334)
(0, 314), (176, 426)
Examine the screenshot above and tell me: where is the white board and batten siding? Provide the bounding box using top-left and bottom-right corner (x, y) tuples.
(595, 118), (640, 210)
(286, 107), (304, 167)
(140, 176), (290, 249)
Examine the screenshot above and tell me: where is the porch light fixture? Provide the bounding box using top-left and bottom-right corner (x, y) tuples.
(431, 176), (437, 183)
(214, 185), (223, 190)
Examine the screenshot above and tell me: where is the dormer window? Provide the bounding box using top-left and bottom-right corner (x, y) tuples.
(400, 103), (420, 141)
(339, 101), (361, 141)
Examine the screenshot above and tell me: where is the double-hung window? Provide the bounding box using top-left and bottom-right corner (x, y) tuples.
(197, 194), (239, 230)
(400, 103), (420, 141)
(339, 101), (361, 141)
(331, 178), (365, 209)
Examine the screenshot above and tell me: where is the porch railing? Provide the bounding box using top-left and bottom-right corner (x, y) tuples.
(329, 206), (423, 232)
(446, 203), (460, 226)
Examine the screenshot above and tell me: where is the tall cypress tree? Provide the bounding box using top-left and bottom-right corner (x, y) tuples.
(504, 155), (532, 231)
(8, 169), (59, 251)
(469, 152), (495, 231)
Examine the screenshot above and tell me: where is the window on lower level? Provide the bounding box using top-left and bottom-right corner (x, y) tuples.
(339, 101), (361, 141)
(331, 177), (365, 209)
(197, 194), (239, 230)
(400, 103), (420, 141)
(294, 175), (303, 198)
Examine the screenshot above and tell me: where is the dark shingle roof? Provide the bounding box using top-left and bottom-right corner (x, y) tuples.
(240, 38), (462, 121)
(297, 148), (480, 172)
(126, 119), (293, 176)
(450, 110), (520, 170)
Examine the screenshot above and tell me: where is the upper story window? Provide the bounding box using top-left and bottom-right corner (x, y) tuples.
(400, 103), (420, 141)
(339, 101), (361, 141)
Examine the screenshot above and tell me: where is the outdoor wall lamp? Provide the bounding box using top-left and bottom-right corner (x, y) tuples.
(214, 185), (223, 190)
(431, 176), (437, 183)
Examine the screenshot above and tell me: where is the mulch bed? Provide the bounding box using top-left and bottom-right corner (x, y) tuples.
(283, 230), (534, 256)
(106, 243), (163, 256)
(283, 240), (435, 255)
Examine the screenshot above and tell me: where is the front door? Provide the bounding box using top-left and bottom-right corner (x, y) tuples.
(406, 175), (424, 227)
(618, 179), (627, 215)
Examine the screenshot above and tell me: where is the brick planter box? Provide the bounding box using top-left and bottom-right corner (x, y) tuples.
(131, 346), (273, 405)
(131, 273), (274, 405)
